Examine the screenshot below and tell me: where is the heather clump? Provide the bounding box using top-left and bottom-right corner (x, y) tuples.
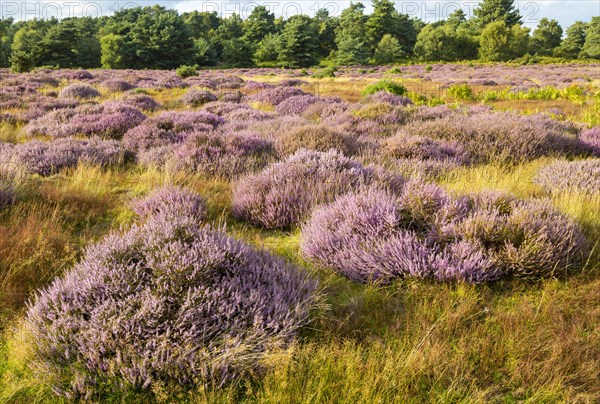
(534, 159), (600, 194)
(59, 84), (101, 99)
(123, 111), (224, 151)
(26, 212), (318, 398)
(301, 185), (587, 284)
(400, 111), (589, 163)
(130, 186), (207, 221)
(250, 86), (307, 105)
(173, 130), (277, 178)
(275, 125), (359, 157)
(276, 95), (319, 115)
(232, 149), (404, 229)
(180, 89), (218, 107)
(122, 93), (161, 111)
(580, 127), (600, 156)
(101, 79), (135, 92)
(0, 137), (125, 176)
(365, 91), (413, 106)
(25, 103), (146, 139)
(384, 133), (471, 165)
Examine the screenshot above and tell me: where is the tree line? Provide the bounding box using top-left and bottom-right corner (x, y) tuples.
(0, 0), (598, 72)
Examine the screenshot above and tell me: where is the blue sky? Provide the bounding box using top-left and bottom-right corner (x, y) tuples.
(1, 1), (598, 30)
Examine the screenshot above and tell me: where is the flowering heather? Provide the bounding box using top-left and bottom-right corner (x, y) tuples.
(249, 86), (307, 105)
(174, 130), (277, 178)
(219, 91), (243, 103)
(275, 125), (359, 157)
(0, 137), (125, 176)
(59, 69), (94, 80)
(184, 77), (217, 89)
(244, 81), (274, 91)
(155, 75), (188, 89)
(232, 149), (404, 229)
(26, 103), (146, 139)
(59, 84), (101, 99)
(278, 79), (307, 87)
(101, 79), (135, 92)
(276, 95), (319, 115)
(534, 159), (600, 194)
(301, 184), (588, 284)
(123, 111), (224, 151)
(180, 89), (218, 107)
(384, 133), (471, 164)
(26, 214), (318, 398)
(130, 186), (206, 221)
(365, 91), (413, 107)
(400, 111), (588, 164)
(300, 189), (432, 283)
(122, 93), (161, 111)
(213, 75), (244, 89)
(580, 127), (600, 156)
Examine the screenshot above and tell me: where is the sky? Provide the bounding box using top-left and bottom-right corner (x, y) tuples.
(0, 0), (598, 30)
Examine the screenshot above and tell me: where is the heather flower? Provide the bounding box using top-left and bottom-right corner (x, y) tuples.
(123, 111), (224, 151)
(101, 79), (135, 92)
(365, 91), (413, 107)
(534, 159), (600, 194)
(26, 214), (318, 398)
(232, 149), (404, 229)
(384, 133), (471, 164)
(26, 102), (146, 140)
(180, 89), (218, 107)
(0, 137), (125, 176)
(122, 93), (161, 111)
(276, 95), (319, 115)
(174, 130), (277, 178)
(580, 127), (600, 156)
(59, 84), (101, 99)
(249, 87), (307, 105)
(130, 186), (206, 221)
(275, 125), (359, 157)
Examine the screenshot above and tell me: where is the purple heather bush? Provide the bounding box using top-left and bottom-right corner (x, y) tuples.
(244, 81), (274, 91)
(174, 130), (277, 178)
(365, 91), (413, 107)
(232, 149), (404, 229)
(275, 95), (319, 115)
(123, 111), (224, 151)
(301, 184), (587, 284)
(59, 84), (101, 99)
(250, 86), (307, 105)
(580, 127), (600, 156)
(534, 159), (600, 194)
(59, 69), (94, 80)
(0, 137), (125, 176)
(101, 79), (135, 92)
(213, 75), (244, 89)
(219, 91), (242, 103)
(384, 133), (471, 164)
(130, 186), (206, 221)
(400, 111), (588, 164)
(275, 125), (359, 157)
(278, 79), (307, 87)
(122, 93), (161, 111)
(26, 213), (318, 399)
(180, 89), (218, 107)
(26, 102), (146, 139)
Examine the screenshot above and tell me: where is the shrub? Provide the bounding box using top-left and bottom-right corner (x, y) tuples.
(301, 185), (587, 284)
(122, 93), (161, 111)
(275, 125), (358, 157)
(26, 213), (318, 398)
(176, 64), (199, 78)
(400, 111), (589, 164)
(362, 80), (407, 97)
(275, 95), (319, 115)
(59, 84), (101, 99)
(180, 89), (218, 107)
(313, 66), (337, 78)
(130, 186), (206, 221)
(0, 173), (15, 210)
(232, 149), (404, 229)
(101, 79), (135, 92)
(365, 91), (413, 107)
(26, 103), (146, 139)
(250, 86), (307, 105)
(384, 133), (471, 164)
(174, 130), (277, 178)
(534, 159), (600, 194)
(447, 84), (475, 101)
(123, 111), (224, 151)
(0, 137), (125, 176)
(580, 127), (600, 156)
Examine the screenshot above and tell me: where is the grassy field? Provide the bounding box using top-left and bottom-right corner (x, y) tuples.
(0, 71), (599, 402)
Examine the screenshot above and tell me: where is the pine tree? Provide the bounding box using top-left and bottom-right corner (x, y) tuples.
(530, 18), (563, 56)
(335, 3), (370, 65)
(554, 21), (588, 59)
(474, 0), (522, 29)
